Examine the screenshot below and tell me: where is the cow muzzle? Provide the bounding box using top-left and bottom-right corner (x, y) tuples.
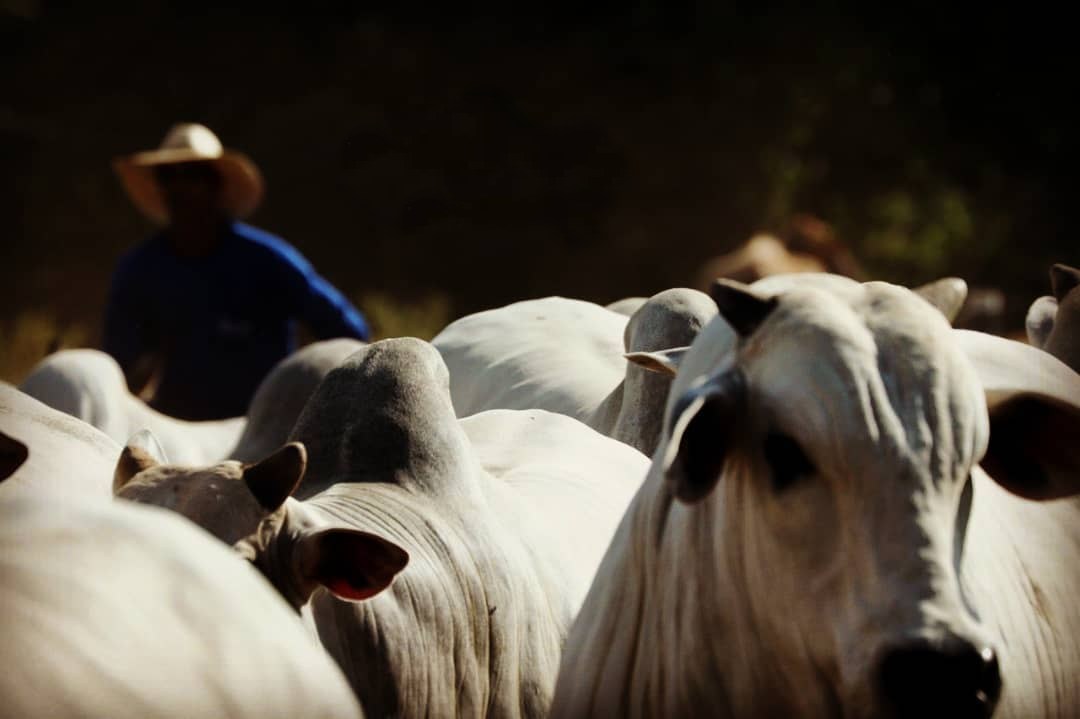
(875, 634), (1001, 718)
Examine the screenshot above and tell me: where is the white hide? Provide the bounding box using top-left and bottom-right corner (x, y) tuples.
(228, 337), (366, 461)
(0, 493), (363, 719)
(432, 289), (717, 456)
(434, 296), (627, 420)
(19, 349), (244, 465)
(297, 405), (650, 719)
(18, 340), (364, 466)
(117, 338), (651, 719)
(0, 381), (118, 500)
(605, 296), (648, 317)
(551, 274), (1080, 718)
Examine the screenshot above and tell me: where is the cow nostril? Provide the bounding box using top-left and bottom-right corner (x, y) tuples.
(975, 647), (1002, 708)
(878, 639), (1001, 718)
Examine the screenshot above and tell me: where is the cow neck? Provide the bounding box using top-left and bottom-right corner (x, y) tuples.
(610, 290), (714, 457)
(242, 504), (306, 610)
(298, 485), (512, 718)
(609, 365), (673, 456)
(588, 381), (624, 436)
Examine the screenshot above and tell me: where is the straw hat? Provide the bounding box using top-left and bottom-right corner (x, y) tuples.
(113, 123), (264, 225)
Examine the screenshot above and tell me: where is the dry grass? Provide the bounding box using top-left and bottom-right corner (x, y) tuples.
(0, 312), (90, 384)
(355, 291), (454, 342)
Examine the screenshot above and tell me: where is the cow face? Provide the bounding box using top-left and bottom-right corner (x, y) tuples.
(665, 279), (1005, 717)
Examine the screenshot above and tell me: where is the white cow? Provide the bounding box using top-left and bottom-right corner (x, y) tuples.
(114, 337), (650, 719)
(551, 273), (1080, 718)
(0, 482), (363, 719)
(605, 296), (648, 317)
(1026, 262), (1080, 373)
(19, 348), (244, 464)
(228, 337), (366, 461)
(432, 288), (717, 456)
(19, 339), (364, 466)
(0, 381), (119, 500)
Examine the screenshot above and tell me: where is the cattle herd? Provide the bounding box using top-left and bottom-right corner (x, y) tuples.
(1, 262), (1079, 719)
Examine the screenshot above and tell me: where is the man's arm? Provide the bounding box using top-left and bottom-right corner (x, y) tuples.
(279, 251), (371, 342)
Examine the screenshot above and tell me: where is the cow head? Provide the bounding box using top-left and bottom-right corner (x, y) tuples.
(658, 276), (1080, 717)
(234, 497), (410, 611)
(615, 288), (718, 456)
(115, 436), (409, 611)
(114, 431), (303, 545)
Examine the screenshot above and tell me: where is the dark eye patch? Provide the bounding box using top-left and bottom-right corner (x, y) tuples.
(763, 432), (816, 493)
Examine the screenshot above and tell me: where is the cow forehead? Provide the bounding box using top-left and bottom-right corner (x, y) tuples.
(122, 462), (246, 499)
(744, 284), (989, 475)
(118, 461), (268, 543)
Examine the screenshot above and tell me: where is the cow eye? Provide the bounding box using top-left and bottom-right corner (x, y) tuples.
(763, 432), (816, 492)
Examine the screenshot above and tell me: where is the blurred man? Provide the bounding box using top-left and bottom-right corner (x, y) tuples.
(105, 123), (370, 420)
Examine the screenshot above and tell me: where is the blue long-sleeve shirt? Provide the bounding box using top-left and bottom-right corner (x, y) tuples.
(104, 220), (370, 420)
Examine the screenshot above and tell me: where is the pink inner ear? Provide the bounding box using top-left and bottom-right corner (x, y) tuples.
(324, 578), (383, 601)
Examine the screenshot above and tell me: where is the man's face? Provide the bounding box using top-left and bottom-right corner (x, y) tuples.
(155, 161), (222, 224)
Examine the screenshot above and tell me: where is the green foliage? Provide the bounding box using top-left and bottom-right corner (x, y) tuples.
(857, 187), (975, 284)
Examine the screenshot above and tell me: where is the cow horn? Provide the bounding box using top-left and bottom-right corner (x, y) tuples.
(113, 429), (168, 493)
(1050, 263), (1080, 302)
(914, 277), (968, 324)
(709, 279), (778, 337)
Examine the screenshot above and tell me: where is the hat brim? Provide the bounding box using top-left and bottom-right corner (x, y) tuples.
(113, 149), (264, 225)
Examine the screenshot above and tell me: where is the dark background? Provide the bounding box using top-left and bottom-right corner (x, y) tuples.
(2, 1), (1075, 378)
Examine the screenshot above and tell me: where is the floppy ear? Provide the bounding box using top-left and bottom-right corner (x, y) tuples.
(242, 442), (307, 511)
(625, 347), (690, 377)
(955, 329), (1080, 499)
(113, 429), (168, 493)
(293, 528), (410, 602)
(0, 431), (29, 481)
(980, 394), (1080, 500)
(914, 277), (968, 324)
(1050, 263), (1080, 302)
(662, 369), (747, 503)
